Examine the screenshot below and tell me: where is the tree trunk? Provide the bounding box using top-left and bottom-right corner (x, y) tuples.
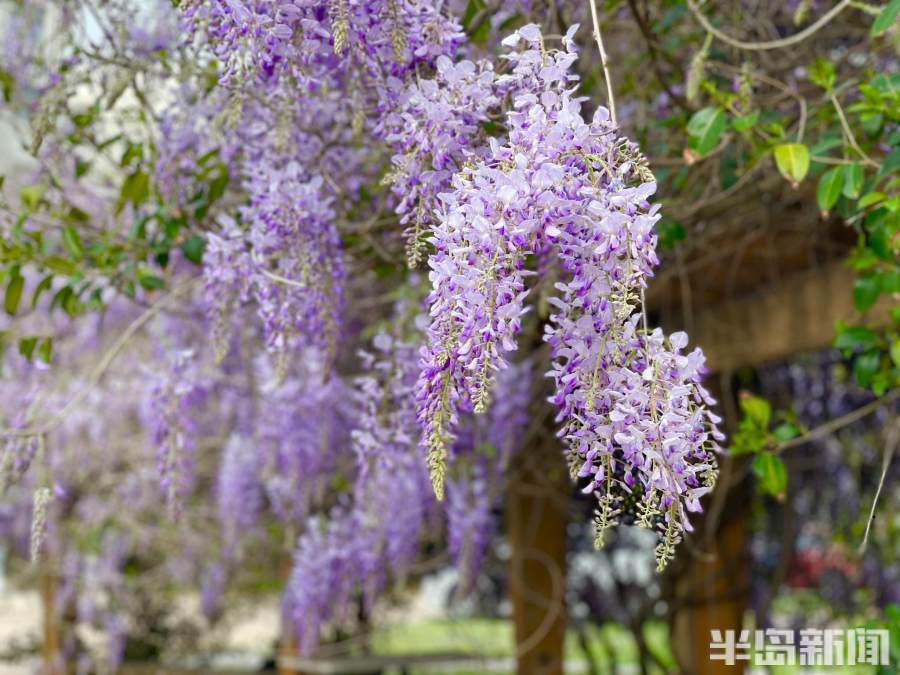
(507, 435), (569, 675)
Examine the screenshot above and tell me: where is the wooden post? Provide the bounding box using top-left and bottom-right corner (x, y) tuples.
(278, 555), (300, 675)
(507, 435), (568, 675)
(670, 511), (749, 675)
(40, 565), (63, 675)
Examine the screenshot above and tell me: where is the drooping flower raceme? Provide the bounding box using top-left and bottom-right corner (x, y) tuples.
(258, 348), (354, 526)
(146, 349), (208, 519)
(216, 434), (262, 555)
(201, 162), (345, 368)
(243, 161), (345, 361)
(286, 327), (431, 653)
(418, 24), (722, 567)
(379, 54), (500, 266)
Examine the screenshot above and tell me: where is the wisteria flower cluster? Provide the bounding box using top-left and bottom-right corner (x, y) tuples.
(146, 349), (208, 519)
(202, 167), (344, 365)
(379, 54), (500, 266)
(417, 24), (722, 567)
(184, 0), (463, 87)
(216, 434), (262, 555)
(257, 348), (354, 525)
(286, 329), (432, 653)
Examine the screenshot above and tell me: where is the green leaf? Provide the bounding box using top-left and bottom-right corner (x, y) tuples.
(854, 350), (881, 387)
(180, 235), (206, 265)
(120, 142), (144, 167)
(119, 170), (150, 211)
(842, 163), (864, 199)
(740, 394), (771, 429)
(43, 256), (77, 275)
(882, 269), (900, 294)
(859, 191), (887, 208)
(774, 144), (810, 184)
(62, 225), (84, 259)
(860, 111), (883, 137)
(752, 452), (788, 500)
(816, 167), (844, 212)
(834, 325), (880, 351)
(891, 339), (900, 368)
(0, 68), (12, 103)
(773, 422), (801, 442)
(686, 107), (726, 156)
(20, 185), (42, 210)
(809, 58), (836, 91)
(37, 337), (52, 364)
(32, 275), (53, 309)
(657, 220), (686, 249)
(4, 272), (23, 315)
(809, 135), (844, 157)
(876, 149), (900, 184)
(470, 20), (491, 44)
(461, 0), (486, 29)
(871, 0), (900, 36)
(872, 370), (890, 397)
(731, 110), (759, 132)
(138, 274), (165, 291)
(18, 336), (37, 360)
(853, 274), (881, 312)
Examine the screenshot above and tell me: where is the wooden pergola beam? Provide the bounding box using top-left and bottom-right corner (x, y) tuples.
(677, 262), (891, 373)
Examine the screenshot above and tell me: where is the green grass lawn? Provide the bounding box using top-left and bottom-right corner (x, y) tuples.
(369, 618), (674, 673)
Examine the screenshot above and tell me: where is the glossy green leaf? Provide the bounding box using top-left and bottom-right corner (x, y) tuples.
(871, 0), (900, 36)
(809, 58), (836, 91)
(854, 350), (881, 387)
(62, 225), (84, 258)
(876, 149), (900, 184)
(461, 0), (486, 29)
(37, 336), (52, 364)
(18, 336), (37, 360)
(740, 394), (771, 429)
(881, 269), (900, 294)
(773, 422), (801, 442)
(816, 167), (844, 212)
(43, 256), (77, 275)
(31, 275), (53, 309)
(731, 110), (759, 132)
(686, 107), (726, 156)
(20, 185), (42, 210)
(181, 235), (206, 265)
(4, 272), (23, 315)
(834, 325), (880, 351)
(853, 274), (881, 312)
(842, 163), (864, 199)
(859, 192), (887, 208)
(773, 144), (810, 184)
(138, 274), (165, 291)
(119, 170), (150, 211)
(752, 452), (788, 500)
